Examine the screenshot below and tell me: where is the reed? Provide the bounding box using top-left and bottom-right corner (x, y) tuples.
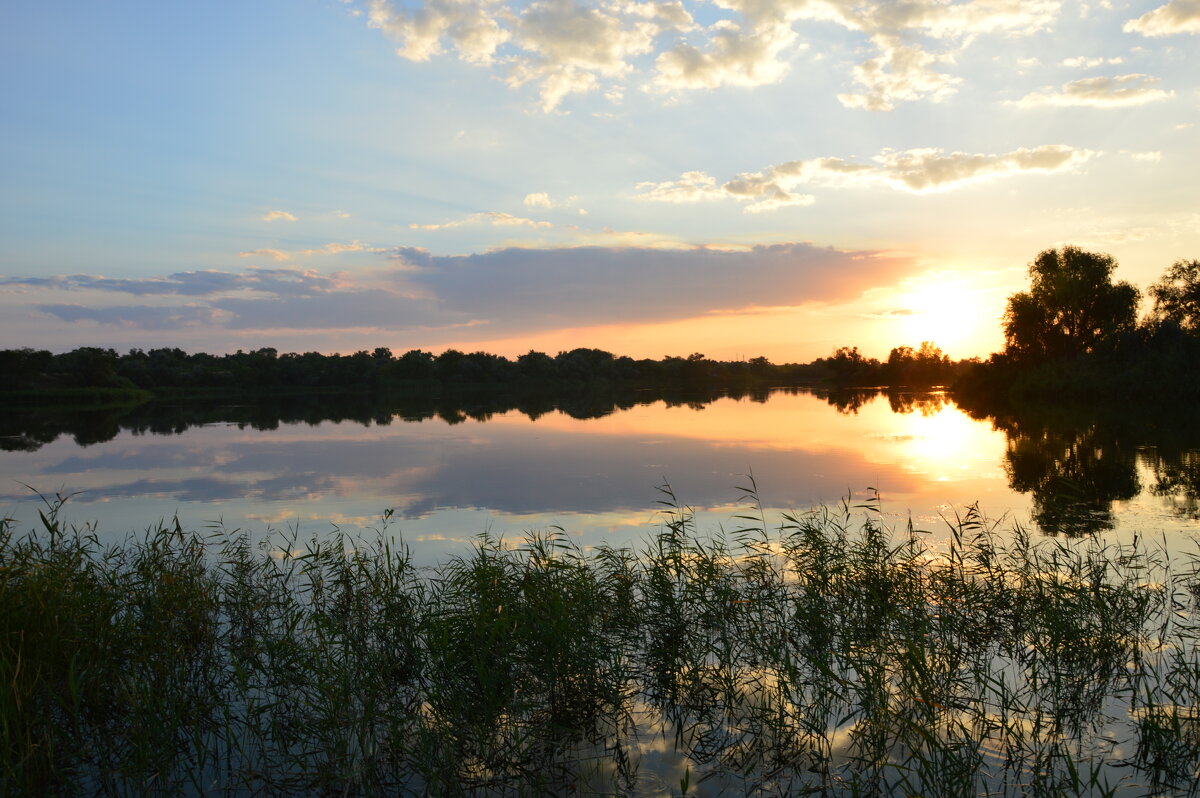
(2, 485), (1198, 796)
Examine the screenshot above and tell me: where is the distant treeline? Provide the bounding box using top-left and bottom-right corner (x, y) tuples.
(0, 340), (969, 401)
(955, 249), (1200, 406)
(21, 242), (1193, 405)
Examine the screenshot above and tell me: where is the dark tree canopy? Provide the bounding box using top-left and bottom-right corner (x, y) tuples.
(1003, 246), (1139, 360)
(1148, 258), (1200, 333)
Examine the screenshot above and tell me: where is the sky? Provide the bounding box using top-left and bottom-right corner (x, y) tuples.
(1, 0), (1197, 362)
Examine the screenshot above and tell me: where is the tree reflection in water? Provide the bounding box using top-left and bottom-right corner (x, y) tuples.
(5, 389), (1200, 536)
(1142, 447), (1200, 520)
(971, 404), (1200, 536)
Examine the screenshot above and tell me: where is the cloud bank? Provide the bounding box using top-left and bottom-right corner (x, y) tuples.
(5, 243), (912, 338)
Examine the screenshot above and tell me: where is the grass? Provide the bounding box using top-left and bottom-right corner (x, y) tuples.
(3, 485), (1199, 796)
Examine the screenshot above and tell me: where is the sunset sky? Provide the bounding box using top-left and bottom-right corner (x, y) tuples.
(2, 0), (1197, 362)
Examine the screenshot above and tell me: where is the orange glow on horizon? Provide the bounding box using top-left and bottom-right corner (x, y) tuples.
(422, 293), (1006, 365)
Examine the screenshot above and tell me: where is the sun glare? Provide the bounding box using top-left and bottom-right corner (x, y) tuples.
(896, 277), (992, 356)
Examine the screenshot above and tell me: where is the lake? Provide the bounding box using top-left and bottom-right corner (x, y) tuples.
(8, 386), (1200, 796)
(3, 387), (1197, 561)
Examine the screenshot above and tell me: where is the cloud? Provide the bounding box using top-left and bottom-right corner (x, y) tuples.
(240, 249), (290, 261)
(2, 268), (343, 297)
(1130, 151), (1163, 162)
(721, 168), (818, 212)
(507, 0), (665, 110)
(524, 192), (554, 208)
(37, 305), (227, 329)
(293, 242), (378, 256)
(634, 170), (727, 202)
(1061, 55), (1124, 68)
(837, 36), (961, 111)
(239, 243), (381, 260)
(1124, 0), (1200, 36)
(359, 0), (1069, 111)
(865, 145), (1095, 191)
(262, 210), (298, 222)
(870, 0), (1061, 38)
(398, 242), (913, 331)
(211, 291), (452, 331)
(409, 211), (554, 230)
(637, 144), (1095, 209)
(12, 242), (915, 337)
(366, 0), (510, 63)
(653, 20), (797, 89)
(1015, 74), (1175, 107)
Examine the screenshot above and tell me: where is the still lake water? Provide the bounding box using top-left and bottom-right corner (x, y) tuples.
(3, 388), (1198, 562)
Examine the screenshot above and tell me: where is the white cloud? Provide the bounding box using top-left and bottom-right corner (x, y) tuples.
(506, 0), (662, 110)
(618, 0), (697, 29)
(524, 192), (554, 208)
(637, 144), (1096, 209)
(1061, 55), (1124, 68)
(367, 0), (510, 63)
(634, 170), (727, 202)
(865, 145), (1095, 191)
(240, 249), (290, 261)
(409, 211), (554, 230)
(1124, 0), (1200, 36)
(358, 0), (1071, 111)
(861, 0), (1062, 39)
(1015, 74), (1175, 107)
(262, 210), (297, 222)
(721, 165), (819, 211)
(837, 36), (961, 111)
(237, 242), (380, 261)
(1130, 150), (1163, 161)
(294, 242), (377, 256)
(653, 20), (798, 89)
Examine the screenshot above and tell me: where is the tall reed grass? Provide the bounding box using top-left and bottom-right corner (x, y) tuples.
(3, 486), (1199, 796)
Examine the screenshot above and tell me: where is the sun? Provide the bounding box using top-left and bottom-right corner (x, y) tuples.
(894, 276), (996, 357)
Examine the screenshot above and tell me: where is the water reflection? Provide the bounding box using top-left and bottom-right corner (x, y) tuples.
(2, 389), (1198, 546)
(1143, 447), (1200, 520)
(0, 387), (775, 453)
(964, 403), (1200, 536)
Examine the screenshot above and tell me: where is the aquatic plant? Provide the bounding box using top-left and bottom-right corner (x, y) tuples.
(2, 486), (1198, 796)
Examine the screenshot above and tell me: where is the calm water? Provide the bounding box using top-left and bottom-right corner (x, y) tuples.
(2, 388), (1198, 562)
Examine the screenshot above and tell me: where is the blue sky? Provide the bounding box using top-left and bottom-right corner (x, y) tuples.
(2, 0), (1197, 360)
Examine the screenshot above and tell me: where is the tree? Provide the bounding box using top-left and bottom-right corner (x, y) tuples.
(1003, 246), (1140, 359)
(1148, 258), (1200, 333)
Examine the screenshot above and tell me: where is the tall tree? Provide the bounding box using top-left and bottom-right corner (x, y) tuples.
(1148, 258), (1200, 333)
(1003, 246), (1140, 359)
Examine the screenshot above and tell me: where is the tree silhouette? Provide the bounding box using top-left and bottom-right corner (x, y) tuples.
(1148, 258), (1200, 333)
(1003, 246), (1139, 360)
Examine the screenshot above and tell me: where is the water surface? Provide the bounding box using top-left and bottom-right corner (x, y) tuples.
(2, 388), (1197, 562)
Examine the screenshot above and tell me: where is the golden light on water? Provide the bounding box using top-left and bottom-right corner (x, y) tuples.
(893, 403), (992, 482)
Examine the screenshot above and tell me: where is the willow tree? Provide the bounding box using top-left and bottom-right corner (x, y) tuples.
(1003, 246), (1140, 360)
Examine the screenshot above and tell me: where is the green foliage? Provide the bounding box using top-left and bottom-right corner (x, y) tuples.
(5, 490), (1200, 795)
(1003, 247), (1140, 360)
